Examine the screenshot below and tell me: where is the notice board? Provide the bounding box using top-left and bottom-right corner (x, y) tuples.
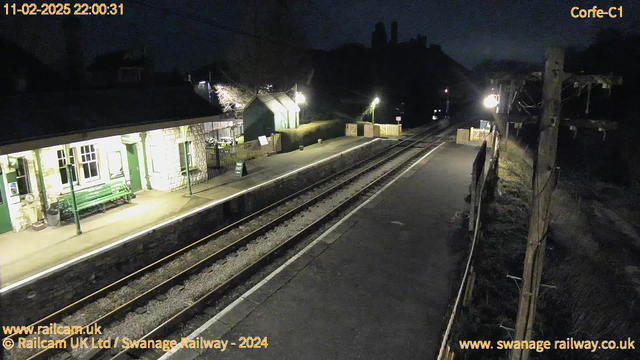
(235, 160), (248, 177)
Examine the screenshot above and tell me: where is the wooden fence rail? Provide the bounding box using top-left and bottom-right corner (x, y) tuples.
(206, 134), (281, 178)
(437, 131), (501, 360)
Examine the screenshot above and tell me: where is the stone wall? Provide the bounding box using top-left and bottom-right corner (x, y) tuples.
(146, 124), (207, 191)
(2, 126), (209, 233)
(0, 139), (390, 326)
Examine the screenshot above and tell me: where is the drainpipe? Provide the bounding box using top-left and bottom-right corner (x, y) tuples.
(64, 144), (82, 235)
(34, 149), (48, 212)
(140, 132), (152, 190)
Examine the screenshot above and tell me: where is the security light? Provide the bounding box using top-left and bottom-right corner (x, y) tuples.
(483, 94), (499, 108)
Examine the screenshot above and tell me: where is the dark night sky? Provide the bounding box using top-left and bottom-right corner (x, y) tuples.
(1, 0), (639, 72)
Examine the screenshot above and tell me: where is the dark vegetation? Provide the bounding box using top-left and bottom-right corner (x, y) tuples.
(278, 119), (346, 152)
(451, 142), (531, 359)
(451, 29), (640, 360)
(453, 137), (640, 359)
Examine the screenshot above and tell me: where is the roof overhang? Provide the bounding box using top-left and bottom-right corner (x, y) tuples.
(0, 115), (220, 155)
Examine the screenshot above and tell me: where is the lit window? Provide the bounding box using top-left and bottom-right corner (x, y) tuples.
(15, 157), (31, 195)
(107, 151), (124, 180)
(178, 142), (193, 171)
(57, 149), (78, 185)
(80, 145), (100, 180)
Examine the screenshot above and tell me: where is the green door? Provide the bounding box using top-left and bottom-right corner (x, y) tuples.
(126, 144), (143, 192)
(0, 170), (13, 234)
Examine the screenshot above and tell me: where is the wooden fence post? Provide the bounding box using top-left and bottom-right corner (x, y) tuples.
(469, 165), (476, 232)
(512, 47), (564, 360)
(463, 266), (476, 306)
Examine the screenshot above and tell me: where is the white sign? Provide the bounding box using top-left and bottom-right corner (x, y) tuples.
(258, 135), (269, 146)
(395, 116), (401, 122)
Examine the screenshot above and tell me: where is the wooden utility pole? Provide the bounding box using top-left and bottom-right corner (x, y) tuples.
(511, 47), (564, 360)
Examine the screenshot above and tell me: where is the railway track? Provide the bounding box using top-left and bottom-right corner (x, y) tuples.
(4, 121), (459, 360)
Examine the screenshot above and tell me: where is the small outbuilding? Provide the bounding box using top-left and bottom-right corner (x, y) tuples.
(243, 93), (299, 141)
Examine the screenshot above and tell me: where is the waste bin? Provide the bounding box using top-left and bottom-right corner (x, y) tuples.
(46, 208), (60, 227)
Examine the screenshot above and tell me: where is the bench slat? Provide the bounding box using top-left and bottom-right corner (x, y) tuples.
(57, 180), (132, 217)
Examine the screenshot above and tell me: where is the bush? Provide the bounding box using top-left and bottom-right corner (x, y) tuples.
(278, 119), (347, 152)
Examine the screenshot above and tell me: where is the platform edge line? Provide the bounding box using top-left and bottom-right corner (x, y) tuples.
(0, 139), (380, 294)
(159, 141), (446, 359)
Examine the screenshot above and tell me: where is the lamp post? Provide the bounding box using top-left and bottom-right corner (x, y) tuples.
(295, 92), (306, 128)
(371, 97), (380, 124)
(291, 83), (306, 128)
(444, 88), (450, 116)
(64, 144), (81, 235)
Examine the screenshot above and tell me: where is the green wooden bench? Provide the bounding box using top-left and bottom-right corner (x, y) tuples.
(57, 179), (133, 218)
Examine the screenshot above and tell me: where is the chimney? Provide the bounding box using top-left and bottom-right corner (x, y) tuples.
(63, 17), (85, 87)
(390, 22), (398, 45)
(416, 34), (426, 48)
(371, 22), (387, 50)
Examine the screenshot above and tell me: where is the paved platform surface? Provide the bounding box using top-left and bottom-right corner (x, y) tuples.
(0, 136), (379, 288)
(173, 142), (478, 360)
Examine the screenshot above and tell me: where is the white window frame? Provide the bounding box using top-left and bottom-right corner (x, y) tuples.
(57, 148), (78, 186)
(15, 157), (31, 196)
(80, 144), (100, 181)
(178, 142), (193, 172)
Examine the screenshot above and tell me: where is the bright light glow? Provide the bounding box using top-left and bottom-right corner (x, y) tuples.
(295, 92), (306, 104)
(372, 97), (380, 107)
(444, 89), (448, 93)
(434, 109), (437, 113)
(432, 115), (438, 120)
(483, 94), (499, 108)
(214, 84), (254, 113)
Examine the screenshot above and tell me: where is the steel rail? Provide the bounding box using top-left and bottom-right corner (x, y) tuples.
(110, 128), (454, 360)
(3, 124), (433, 346)
(18, 125), (445, 360)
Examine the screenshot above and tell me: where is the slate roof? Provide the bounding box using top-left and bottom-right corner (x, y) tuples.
(247, 93), (299, 114)
(0, 86), (221, 147)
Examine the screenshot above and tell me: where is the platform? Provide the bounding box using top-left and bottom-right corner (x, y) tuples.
(168, 142), (478, 360)
(0, 136), (380, 289)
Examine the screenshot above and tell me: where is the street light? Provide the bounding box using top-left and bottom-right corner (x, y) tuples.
(371, 97), (380, 124)
(483, 94), (499, 108)
(444, 88), (450, 116)
(295, 92), (306, 104)
(295, 92), (306, 128)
